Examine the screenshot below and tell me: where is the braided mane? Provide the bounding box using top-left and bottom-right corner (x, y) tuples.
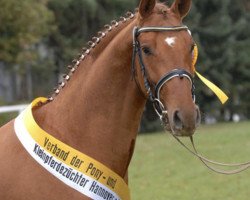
(48, 11), (136, 102)
(47, 2), (172, 102)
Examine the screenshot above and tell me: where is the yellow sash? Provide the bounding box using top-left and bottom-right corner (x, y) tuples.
(21, 97), (130, 200)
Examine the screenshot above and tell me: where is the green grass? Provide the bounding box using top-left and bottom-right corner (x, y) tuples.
(0, 112), (17, 126)
(129, 121), (250, 200)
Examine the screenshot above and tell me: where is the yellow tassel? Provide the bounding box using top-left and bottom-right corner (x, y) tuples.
(195, 71), (229, 104)
(192, 44), (229, 104)
(192, 45), (199, 71)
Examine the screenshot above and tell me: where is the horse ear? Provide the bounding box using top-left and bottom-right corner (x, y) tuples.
(170, 0), (192, 19)
(139, 0), (156, 19)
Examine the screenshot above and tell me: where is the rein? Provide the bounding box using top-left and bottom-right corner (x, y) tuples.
(131, 25), (250, 175)
(172, 135), (250, 175)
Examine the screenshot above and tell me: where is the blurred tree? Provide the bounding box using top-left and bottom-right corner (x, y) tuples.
(46, 0), (137, 77)
(0, 0), (54, 100)
(185, 0), (250, 121)
(0, 0), (249, 130)
(0, 0), (53, 65)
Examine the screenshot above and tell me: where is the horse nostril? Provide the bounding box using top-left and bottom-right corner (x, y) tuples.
(173, 110), (183, 130)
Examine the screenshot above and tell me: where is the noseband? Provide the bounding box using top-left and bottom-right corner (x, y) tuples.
(131, 25), (195, 119)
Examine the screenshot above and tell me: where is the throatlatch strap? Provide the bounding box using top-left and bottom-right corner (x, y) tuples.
(14, 97), (130, 200)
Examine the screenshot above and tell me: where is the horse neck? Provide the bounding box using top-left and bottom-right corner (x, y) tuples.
(33, 17), (146, 177)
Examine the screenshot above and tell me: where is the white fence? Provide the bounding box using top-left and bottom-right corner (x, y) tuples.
(0, 104), (28, 114)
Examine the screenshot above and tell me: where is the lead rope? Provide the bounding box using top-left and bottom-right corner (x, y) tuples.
(170, 131), (250, 175)
(131, 25), (246, 174)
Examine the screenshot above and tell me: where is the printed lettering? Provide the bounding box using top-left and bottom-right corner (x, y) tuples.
(107, 176), (117, 189)
(43, 138), (70, 161)
(33, 144), (39, 153)
(63, 168), (68, 177)
(79, 178), (89, 187)
(89, 181), (97, 192)
(70, 155), (84, 168)
(44, 137), (49, 147)
(66, 168), (72, 178)
(59, 166), (65, 174)
(89, 181), (115, 200)
(15, 115), (122, 200)
(86, 163), (104, 180)
(50, 160), (55, 168)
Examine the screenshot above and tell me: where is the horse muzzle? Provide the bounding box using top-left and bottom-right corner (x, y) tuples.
(167, 105), (201, 137)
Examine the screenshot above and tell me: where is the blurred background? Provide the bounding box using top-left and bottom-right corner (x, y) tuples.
(0, 0), (250, 131)
(1, 1), (250, 200)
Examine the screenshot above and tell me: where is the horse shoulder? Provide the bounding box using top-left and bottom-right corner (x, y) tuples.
(0, 121), (91, 200)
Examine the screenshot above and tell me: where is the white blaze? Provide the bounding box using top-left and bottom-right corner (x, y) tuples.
(165, 37), (176, 47)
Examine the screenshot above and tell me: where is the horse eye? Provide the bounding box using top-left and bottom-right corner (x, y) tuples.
(190, 44), (195, 53)
(142, 47), (152, 55)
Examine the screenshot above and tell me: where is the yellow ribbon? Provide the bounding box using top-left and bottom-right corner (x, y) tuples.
(195, 71), (229, 104)
(192, 45), (229, 104)
(23, 97), (130, 200)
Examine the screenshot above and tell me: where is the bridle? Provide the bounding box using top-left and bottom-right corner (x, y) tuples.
(131, 25), (195, 119)
(131, 25), (250, 175)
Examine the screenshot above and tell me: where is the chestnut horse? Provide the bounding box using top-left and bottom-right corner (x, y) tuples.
(0, 0), (200, 199)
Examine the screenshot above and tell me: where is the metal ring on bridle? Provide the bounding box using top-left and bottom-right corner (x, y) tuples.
(131, 24), (250, 176)
(152, 98), (167, 119)
(131, 25), (196, 119)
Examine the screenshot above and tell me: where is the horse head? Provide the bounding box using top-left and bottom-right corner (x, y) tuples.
(134, 0), (201, 136)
